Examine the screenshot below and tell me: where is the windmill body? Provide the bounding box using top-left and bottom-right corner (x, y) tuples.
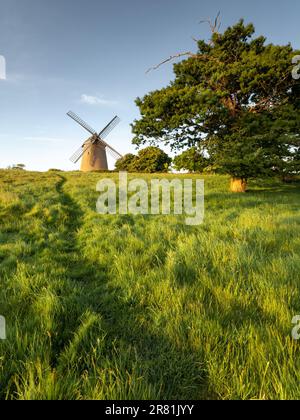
(67, 111), (122, 172)
(80, 135), (108, 172)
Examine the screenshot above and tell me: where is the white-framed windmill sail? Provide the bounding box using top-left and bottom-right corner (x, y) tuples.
(67, 111), (122, 172)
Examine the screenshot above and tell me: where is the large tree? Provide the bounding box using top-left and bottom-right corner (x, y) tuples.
(132, 19), (300, 191)
(173, 147), (211, 173)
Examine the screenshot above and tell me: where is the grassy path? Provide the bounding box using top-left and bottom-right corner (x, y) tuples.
(1, 171), (300, 399)
(0, 173), (204, 399)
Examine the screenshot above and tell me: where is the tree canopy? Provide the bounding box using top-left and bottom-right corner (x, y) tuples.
(132, 19), (300, 183)
(115, 153), (137, 172)
(173, 147), (211, 172)
(115, 147), (171, 173)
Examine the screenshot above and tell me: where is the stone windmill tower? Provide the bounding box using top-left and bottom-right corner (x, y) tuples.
(67, 111), (122, 172)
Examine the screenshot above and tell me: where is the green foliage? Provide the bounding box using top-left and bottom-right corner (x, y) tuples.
(132, 19), (300, 179)
(115, 147), (171, 173)
(8, 164), (26, 171)
(132, 147), (171, 173)
(115, 153), (137, 171)
(173, 147), (211, 172)
(1, 170), (300, 399)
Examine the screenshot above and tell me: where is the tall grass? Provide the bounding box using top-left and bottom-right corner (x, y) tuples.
(0, 169), (300, 399)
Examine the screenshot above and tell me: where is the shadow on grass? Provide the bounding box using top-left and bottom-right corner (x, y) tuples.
(36, 176), (209, 399)
(206, 181), (300, 210)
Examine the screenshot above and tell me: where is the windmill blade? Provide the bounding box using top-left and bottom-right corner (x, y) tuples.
(106, 144), (123, 160)
(106, 146), (122, 160)
(67, 111), (97, 136)
(99, 116), (120, 140)
(70, 142), (92, 164)
(98, 138), (122, 160)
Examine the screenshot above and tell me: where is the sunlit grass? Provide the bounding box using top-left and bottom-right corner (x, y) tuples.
(0, 169), (300, 400)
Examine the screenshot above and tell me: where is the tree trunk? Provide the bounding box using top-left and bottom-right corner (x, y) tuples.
(230, 177), (247, 193)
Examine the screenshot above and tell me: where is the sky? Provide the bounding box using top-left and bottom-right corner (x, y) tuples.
(0, 0), (299, 171)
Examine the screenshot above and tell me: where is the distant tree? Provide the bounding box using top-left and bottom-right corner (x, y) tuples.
(132, 18), (300, 192)
(115, 153), (137, 171)
(131, 147), (171, 173)
(12, 164), (26, 170)
(173, 147), (211, 172)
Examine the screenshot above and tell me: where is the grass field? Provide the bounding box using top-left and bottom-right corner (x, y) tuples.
(0, 169), (300, 400)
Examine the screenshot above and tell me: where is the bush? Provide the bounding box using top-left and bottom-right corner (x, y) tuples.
(131, 147), (171, 173)
(115, 148), (171, 173)
(115, 154), (137, 171)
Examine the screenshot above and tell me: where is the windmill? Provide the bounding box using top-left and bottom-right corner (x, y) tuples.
(67, 111), (122, 172)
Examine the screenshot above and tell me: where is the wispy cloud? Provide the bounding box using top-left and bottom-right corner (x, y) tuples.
(80, 94), (117, 106)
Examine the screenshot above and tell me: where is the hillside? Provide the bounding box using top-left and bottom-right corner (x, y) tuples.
(0, 170), (300, 400)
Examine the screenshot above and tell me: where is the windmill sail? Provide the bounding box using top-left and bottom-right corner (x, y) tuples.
(67, 111), (97, 136)
(70, 142), (92, 164)
(105, 145), (123, 160)
(99, 116), (120, 140)
(67, 111), (122, 171)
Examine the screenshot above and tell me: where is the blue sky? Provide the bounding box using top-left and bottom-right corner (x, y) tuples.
(0, 0), (299, 171)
